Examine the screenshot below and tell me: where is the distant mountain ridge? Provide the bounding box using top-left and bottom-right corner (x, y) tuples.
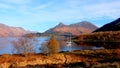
(45, 21), (98, 35)
(94, 18), (120, 32)
(69, 21), (97, 30)
(0, 23), (29, 37)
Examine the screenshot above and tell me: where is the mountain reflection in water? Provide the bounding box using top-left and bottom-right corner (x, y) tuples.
(76, 42), (120, 49)
(0, 37), (119, 54)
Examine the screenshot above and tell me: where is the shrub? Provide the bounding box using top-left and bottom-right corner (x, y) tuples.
(47, 35), (60, 54)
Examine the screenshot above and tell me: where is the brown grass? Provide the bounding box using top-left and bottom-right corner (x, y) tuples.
(0, 49), (119, 67)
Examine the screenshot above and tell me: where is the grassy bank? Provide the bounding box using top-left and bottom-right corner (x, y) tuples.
(0, 49), (120, 68)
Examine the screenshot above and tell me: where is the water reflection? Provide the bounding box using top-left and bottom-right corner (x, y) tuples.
(0, 37), (119, 54)
(0, 37), (16, 54)
(59, 41), (82, 51)
(75, 42), (120, 49)
(0, 37), (82, 54)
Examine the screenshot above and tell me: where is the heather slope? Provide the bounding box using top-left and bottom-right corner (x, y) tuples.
(94, 18), (120, 32)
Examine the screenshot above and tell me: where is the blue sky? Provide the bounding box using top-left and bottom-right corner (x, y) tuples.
(0, 0), (120, 32)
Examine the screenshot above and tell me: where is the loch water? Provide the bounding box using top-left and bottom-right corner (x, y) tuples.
(0, 37), (119, 54)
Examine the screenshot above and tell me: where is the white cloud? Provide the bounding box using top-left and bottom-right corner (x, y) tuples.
(2, 0), (120, 21)
(33, 2), (53, 10)
(0, 0), (32, 5)
(40, 0), (120, 22)
(82, 1), (120, 19)
(0, 0), (120, 28)
(0, 3), (14, 9)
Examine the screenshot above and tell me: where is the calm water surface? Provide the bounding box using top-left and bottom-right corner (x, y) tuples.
(0, 37), (105, 54)
(0, 37), (48, 54)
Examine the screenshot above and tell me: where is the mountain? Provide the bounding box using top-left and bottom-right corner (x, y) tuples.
(45, 21), (98, 35)
(69, 21), (98, 30)
(0, 23), (28, 37)
(94, 18), (120, 32)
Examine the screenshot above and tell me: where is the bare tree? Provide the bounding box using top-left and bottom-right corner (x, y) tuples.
(40, 41), (49, 54)
(11, 37), (37, 54)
